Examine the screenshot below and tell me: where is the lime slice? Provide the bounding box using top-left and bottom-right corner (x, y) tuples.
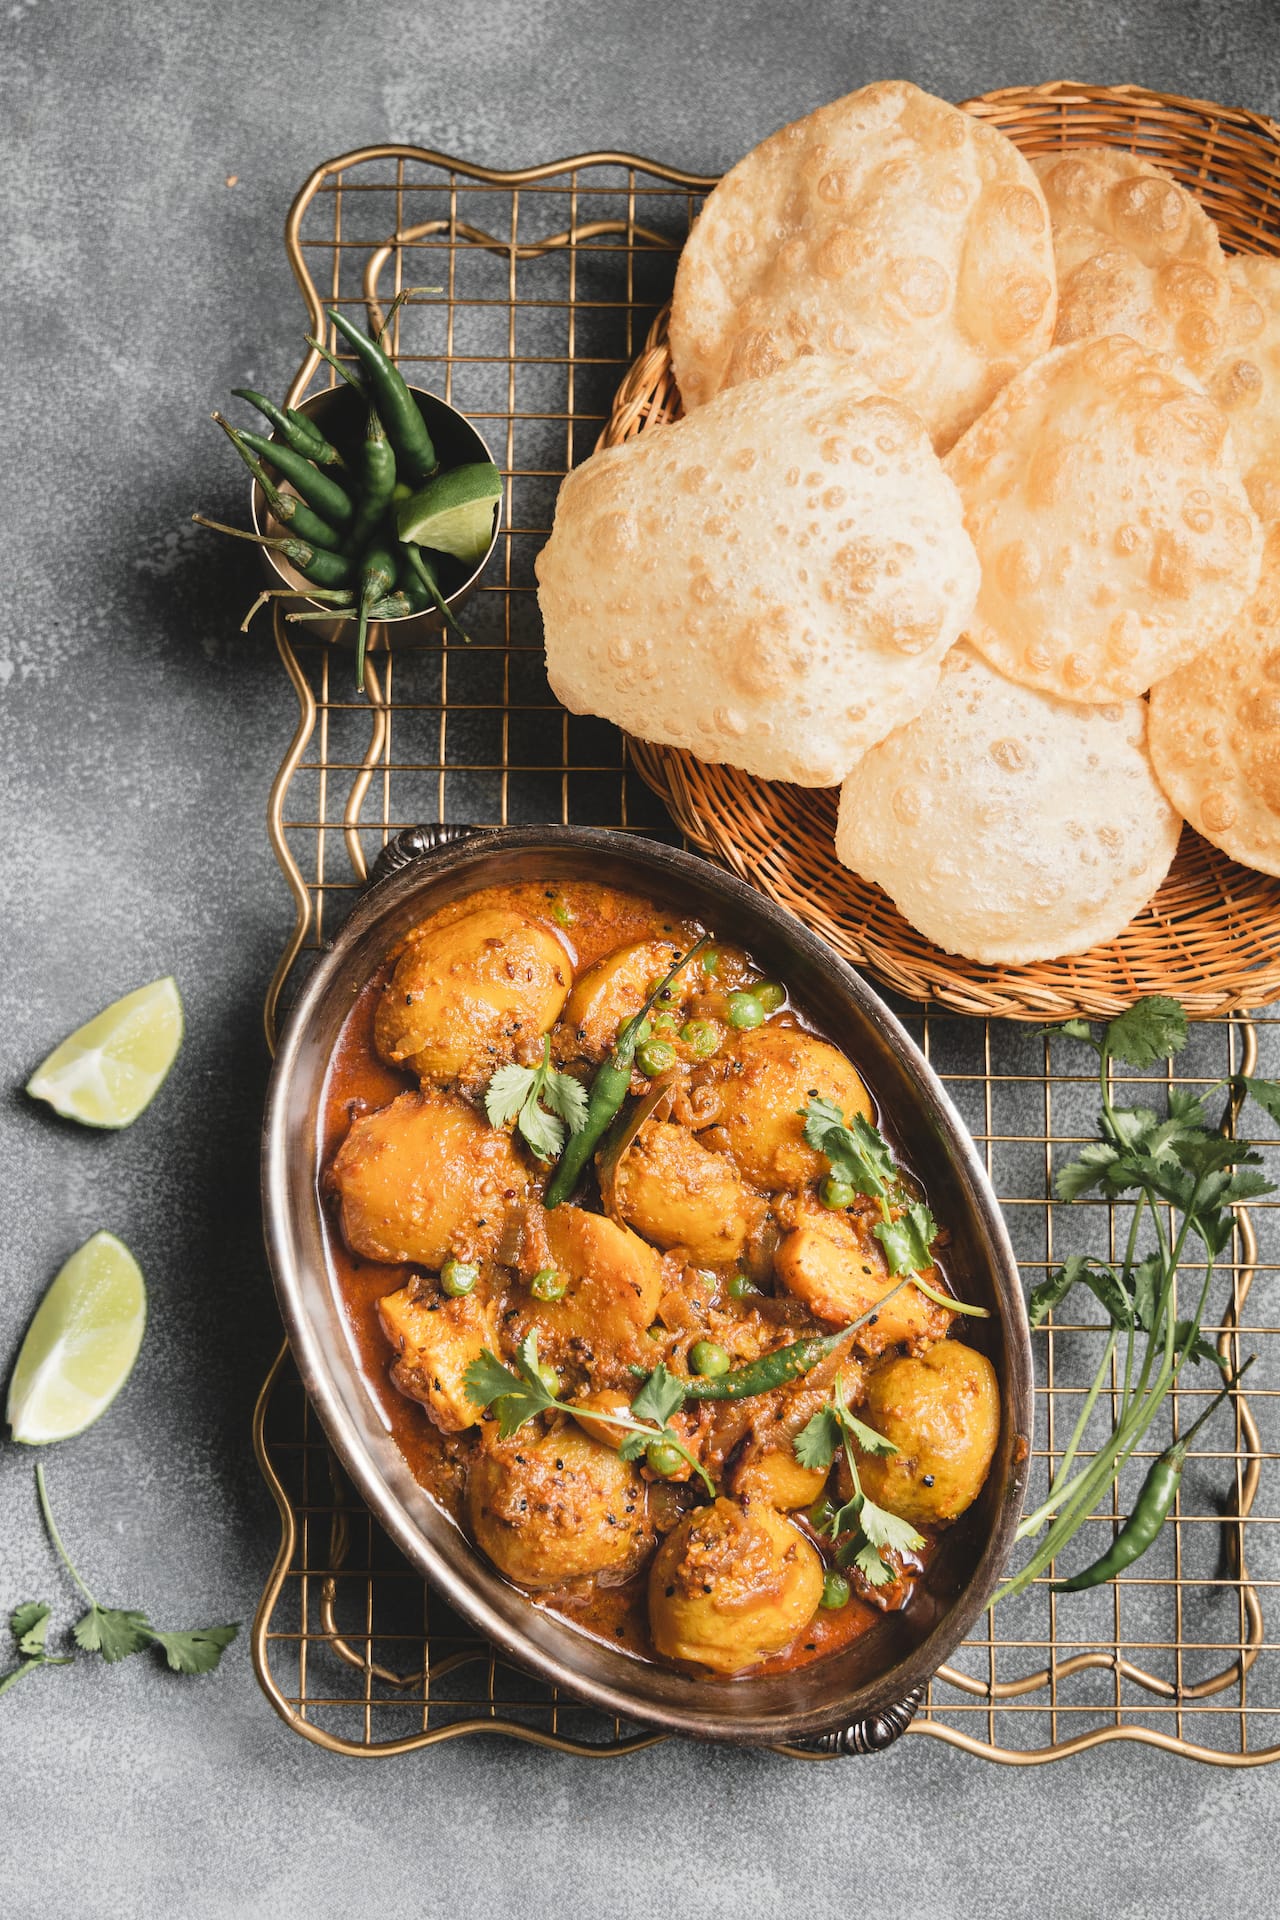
(7, 1232), (147, 1444)
(26, 976), (183, 1129)
(395, 462), (503, 564)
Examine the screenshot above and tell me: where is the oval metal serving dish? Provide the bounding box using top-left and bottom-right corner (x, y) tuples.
(261, 824), (1032, 1747)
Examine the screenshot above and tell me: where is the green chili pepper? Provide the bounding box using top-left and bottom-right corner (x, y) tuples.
(328, 307), (438, 484)
(1051, 1361), (1253, 1592)
(684, 1278), (911, 1403)
(680, 1326), (853, 1402)
(354, 542), (398, 692)
(235, 428), (355, 530)
(232, 388), (345, 469)
(191, 514), (353, 589)
(399, 541), (471, 643)
(212, 414), (345, 553)
(543, 936), (711, 1209)
(347, 405), (397, 553)
(305, 333), (369, 400)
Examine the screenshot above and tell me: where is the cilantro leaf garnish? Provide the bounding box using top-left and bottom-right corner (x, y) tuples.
(73, 1604), (153, 1663)
(628, 1362), (686, 1429)
(0, 1464), (241, 1700)
(792, 1374), (916, 1586)
(793, 1403), (843, 1473)
(1104, 996), (1188, 1070)
(873, 1201), (939, 1277)
(802, 1100), (897, 1200)
(484, 1038), (588, 1163)
(464, 1343), (714, 1494)
(11, 1602), (50, 1657)
(148, 1623), (240, 1675)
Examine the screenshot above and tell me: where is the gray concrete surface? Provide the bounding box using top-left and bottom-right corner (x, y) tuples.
(2, 2), (1279, 1915)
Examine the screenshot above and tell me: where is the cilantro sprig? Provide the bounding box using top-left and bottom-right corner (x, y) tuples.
(464, 1333), (714, 1494)
(484, 1036), (589, 1162)
(801, 1098), (987, 1318)
(1, 1463), (239, 1699)
(793, 1373), (924, 1587)
(996, 996), (1276, 1604)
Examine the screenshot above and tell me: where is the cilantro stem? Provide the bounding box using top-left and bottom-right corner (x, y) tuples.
(908, 1269), (990, 1319)
(0, 1655), (74, 1698)
(35, 1463), (97, 1609)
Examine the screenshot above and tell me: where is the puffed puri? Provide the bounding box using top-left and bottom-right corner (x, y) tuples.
(1148, 526), (1280, 879)
(668, 79), (1058, 453)
(535, 355), (981, 787)
(944, 333), (1263, 704)
(834, 645), (1184, 966)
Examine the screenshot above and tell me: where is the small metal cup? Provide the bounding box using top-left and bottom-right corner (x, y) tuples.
(248, 382), (500, 646)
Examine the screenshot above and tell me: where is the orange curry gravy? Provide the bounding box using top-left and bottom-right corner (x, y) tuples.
(318, 877), (953, 1676)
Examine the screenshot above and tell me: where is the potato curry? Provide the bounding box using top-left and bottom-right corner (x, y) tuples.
(321, 878), (1000, 1677)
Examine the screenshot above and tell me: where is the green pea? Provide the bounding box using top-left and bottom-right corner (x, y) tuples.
(753, 981), (785, 1013)
(689, 1339), (731, 1378)
(680, 1018), (720, 1059)
(726, 991), (766, 1031)
(633, 1017), (654, 1045)
(652, 1010), (680, 1036)
(807, 1494), (836, 1535)
(820, 1569), (851, 1610)
(535, 1362), (561, 1399)
(821, 1173), (855, 1211)
(530, 1267), (568, 1302)
(636, 1038), (678, 1077)
(440, 1257), (478, 1297)
(700, 948), (720, 977)
(645, 1439), (686, 1478)
(551, 900), (574, 929)
(727, 1271), (759, 1300)
(646, 1324), (666, 1342)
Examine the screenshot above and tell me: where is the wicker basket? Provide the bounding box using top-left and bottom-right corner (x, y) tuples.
(603, 82), (1280, 1019)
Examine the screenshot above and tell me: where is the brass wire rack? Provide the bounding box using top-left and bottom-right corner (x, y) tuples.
(251, 123), (1280, 1765)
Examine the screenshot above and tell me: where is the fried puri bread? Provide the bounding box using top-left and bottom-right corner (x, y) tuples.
(834, 645), (1182, 965)
(1032, 147), (1231, 373)
(536, 355), (979, 785)
(1206, 255), (1280, 527)
(945, 334), (1261, 701)
(1148, 526), (1280, 876)
(669, 80), (1056, 451)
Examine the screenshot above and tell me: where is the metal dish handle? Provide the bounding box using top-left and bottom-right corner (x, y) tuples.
(784, 1686), (925, 1756)
(366, 822), (489, 888)
(360, 822), (925, 1757)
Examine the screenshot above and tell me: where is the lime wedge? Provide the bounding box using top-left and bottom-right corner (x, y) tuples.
(7, 1232), (147, 1444)
(26, 976), (183, 1129)
(395, 462), (503, 564)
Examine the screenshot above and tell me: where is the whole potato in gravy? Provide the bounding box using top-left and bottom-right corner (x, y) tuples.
(469, 1426), (652, 1588)
(855, 1341), (1001, 1527)
(331, 1089), (530, 1270)
(611, 1120), (758, 1266)
(717, 1026), (873, 1191)
(375, 907), (570, 1084)
(561, 938), (686, 1060)
(648, 1497), (822, 1673)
